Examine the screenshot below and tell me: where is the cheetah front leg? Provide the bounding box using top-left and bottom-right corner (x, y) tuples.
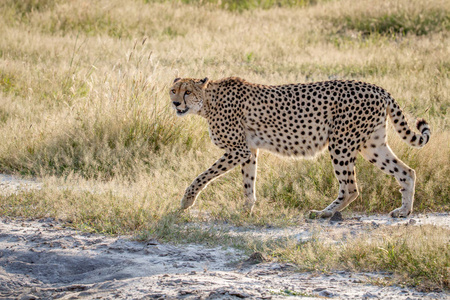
(241, 148), (258, 213)
(181, 148), (252, 210)
(309, 147), (359, 219)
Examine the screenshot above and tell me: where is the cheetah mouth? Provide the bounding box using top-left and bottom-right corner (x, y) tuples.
(176, 107), (189, 116)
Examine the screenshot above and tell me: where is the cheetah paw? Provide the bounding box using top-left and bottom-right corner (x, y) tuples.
(242, 201), (255, 215)
(180, 194), (197, 210)
(389, 207), (411, 218)
(308, 210), (333, 219)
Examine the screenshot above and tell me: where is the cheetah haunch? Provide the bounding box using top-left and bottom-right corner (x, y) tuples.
(169, 77), (430, 218)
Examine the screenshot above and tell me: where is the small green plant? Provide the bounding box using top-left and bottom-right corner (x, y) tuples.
(0, 71), (17, 94)
(245, 52), (255, 63)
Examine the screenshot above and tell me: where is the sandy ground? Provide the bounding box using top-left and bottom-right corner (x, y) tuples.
(0, 174), (449, 300)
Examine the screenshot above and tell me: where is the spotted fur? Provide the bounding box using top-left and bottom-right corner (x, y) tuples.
(169, 77), (431, 218)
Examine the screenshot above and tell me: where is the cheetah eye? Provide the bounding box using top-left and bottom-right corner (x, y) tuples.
(171, 89), (176, 94)
(185, 90), (191, 95)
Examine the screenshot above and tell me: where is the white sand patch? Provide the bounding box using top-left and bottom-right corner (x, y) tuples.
(1, 217), (448, 300)
(0, 174), (42, 195)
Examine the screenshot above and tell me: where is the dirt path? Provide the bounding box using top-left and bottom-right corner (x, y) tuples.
(0, 175), (449, 299)
(1, 215), (449, 300)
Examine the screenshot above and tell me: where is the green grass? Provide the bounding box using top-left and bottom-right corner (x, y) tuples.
(0, 71), (18, 95)
(151, 0), (330, 11)
(323, 0), (450, 36)
(333, 9), (450, 36)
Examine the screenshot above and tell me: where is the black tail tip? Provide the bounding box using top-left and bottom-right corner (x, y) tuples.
(416, 118), (429, 132)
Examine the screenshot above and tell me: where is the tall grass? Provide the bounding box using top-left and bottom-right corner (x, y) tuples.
(0, 0), (448, 207)
(0, 0), (448, 212)
(0, 38), (205, 179)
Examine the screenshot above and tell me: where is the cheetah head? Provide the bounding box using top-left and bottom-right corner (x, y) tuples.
(169, 77), (209, 117)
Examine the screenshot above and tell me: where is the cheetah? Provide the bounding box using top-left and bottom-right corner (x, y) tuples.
(169, 77), (430, 218)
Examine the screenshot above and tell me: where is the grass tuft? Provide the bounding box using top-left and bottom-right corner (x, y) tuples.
(270, 225), (450, 290)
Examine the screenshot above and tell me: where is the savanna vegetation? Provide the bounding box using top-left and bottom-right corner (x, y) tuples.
(0, 0), (448, 290)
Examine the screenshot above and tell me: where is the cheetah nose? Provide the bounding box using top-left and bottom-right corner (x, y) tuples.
(173, 101), (181, 107)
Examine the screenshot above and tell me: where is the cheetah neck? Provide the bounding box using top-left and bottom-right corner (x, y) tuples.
(197, 82), (218, 119)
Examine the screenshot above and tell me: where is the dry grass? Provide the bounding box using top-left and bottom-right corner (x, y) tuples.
(0, 0), (449, 289)
(270, 225), (450, 291)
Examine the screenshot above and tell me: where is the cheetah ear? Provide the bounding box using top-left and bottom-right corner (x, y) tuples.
(173, 77), (181, 83)
(199, 77), (209, 89)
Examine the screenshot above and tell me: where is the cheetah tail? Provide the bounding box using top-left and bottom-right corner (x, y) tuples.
(387, 98), (431, 148)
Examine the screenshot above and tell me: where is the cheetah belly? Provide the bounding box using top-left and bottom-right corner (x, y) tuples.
(245, 130), (276, 151)
(245, 128), (328, 158)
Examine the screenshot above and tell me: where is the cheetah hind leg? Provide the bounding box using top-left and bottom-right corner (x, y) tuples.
(360, 143), (416, 218)
(241, 149), (258, 214)
(309, 150), (359, 219)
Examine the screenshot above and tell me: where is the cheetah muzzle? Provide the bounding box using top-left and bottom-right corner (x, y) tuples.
(169, 77), (431, 219)
(176, 107), (189, 116)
